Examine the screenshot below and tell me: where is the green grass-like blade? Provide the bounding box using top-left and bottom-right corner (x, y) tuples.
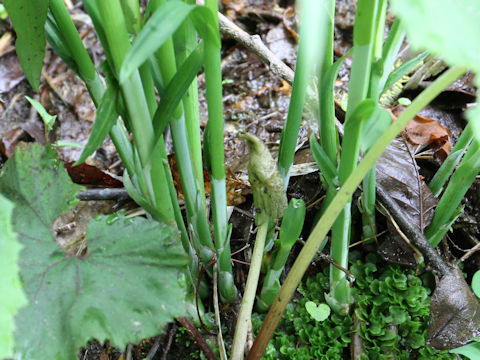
(4, 0), (49, 91)
(152, 42), (204, 136)
(75, 87), (119, 165)
(382, 52), (428, 94)
(119, 1), (195, 83)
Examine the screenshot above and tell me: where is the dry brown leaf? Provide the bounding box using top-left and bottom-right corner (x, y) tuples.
(428, 267), (480, 349)
(376, 138), (437, 265)
(404, 114), (451, 159)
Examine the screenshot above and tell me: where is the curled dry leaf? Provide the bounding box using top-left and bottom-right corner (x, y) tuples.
(394, 106), (452, 160)
(66, 162), (123, 187)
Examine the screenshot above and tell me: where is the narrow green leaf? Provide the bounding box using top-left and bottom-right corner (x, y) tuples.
(119, 1), (195, 83)
(360, 106), (391, 153)
(279, 198), (306, 250)
(310, 134), (338, 189)
(75, 87), (119, 165)
(25, 96), (56, 130)
(4, 0), (49, 91)
(450, 339), (480, 359)
(54, 140), (83, 148)
(318, 49), (351, 163)
(0, 194), (27, 358)
(45, 11), (79, 74)
(123, 171), (167, 223)
(429, 148), (466, 196)
(343, 98), (376, 143)
(0, 143), (188, 359)
(190, 7), (221, 49)
(152, 42), (204, 136)
(382, 52), (428, 94)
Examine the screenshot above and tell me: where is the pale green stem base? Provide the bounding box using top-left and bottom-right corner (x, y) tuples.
(231, 220), (269, 360)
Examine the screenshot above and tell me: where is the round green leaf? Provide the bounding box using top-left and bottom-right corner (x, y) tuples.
(472, 270), (480, 298)
(305, 301), (331, 322)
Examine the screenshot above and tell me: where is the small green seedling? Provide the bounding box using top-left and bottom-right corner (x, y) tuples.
(25, 96), (56, 131)
(305, 301), (331, 322)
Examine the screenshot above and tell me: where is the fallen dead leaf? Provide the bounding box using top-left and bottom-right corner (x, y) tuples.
(428, 267), (480, 349)
(66, 162), (123, 187)
(393, 106), (452, 160)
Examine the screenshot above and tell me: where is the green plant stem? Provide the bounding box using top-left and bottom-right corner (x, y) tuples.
(328, 0), (379, 314)
(318, 0), (337, 165)
(95, 0), (175, 221)
(173, 6), (205, 198)
(48, 0), (135, 176)
(246, 65), (466, 360)
(278, 0), (327, 186)
(231, 220), (269, 360)
(204, 0), (237, 301)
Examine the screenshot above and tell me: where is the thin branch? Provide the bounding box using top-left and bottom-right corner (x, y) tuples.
(76, 188), (130, 201)
(176, 317), (217, 360)
(218, 13), (295, 84)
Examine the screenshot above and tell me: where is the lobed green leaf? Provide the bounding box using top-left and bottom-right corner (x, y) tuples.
(0, 144), (189, 359)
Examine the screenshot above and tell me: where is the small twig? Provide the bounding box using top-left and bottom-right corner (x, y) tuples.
(299, 239), (355, 280)
(125, 343), (133, 360)
(176, 317), (217, 360)
(218, 13), (294, 84)
(349, 230), (387, 247)
(232, 258), (251, 266)
(213, 262), (228, 360)
(376, 202), (424, 263)
(145, 335), (162, 360)
(77, 188), (131, 201)
(161, 323), (177, 360)
(457, 241), (480, 264)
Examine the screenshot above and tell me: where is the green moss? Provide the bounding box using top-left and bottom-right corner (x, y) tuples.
(254, 255), (457, 359)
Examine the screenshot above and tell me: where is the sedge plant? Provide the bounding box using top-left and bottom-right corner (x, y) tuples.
(6, 0), (239, 306)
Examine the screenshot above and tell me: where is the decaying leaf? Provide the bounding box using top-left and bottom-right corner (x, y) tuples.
(376, 138), (437, 264)
(404, 114), (451, 159)
(66, 162), (123, 187)
(428, 267), (480, 349)
(393, 106), (452, 160)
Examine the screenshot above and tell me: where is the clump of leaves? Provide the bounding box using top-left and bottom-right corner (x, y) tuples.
(253, 254), (457, 359)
